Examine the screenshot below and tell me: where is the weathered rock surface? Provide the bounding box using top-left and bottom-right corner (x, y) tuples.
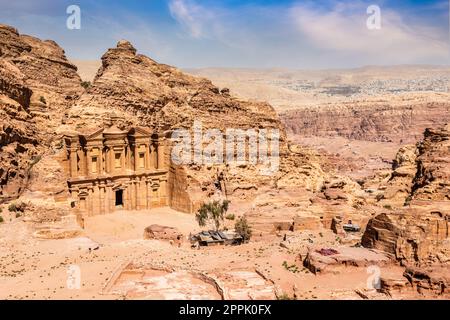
(362, 210), (449, 266)
(304, 246), (392, 274)
(404, 265), (450, 297)
(143, 224), (183, 242)
(281, 99), (450, 144)
(379, 145), (417, 206)
(0, 24), (82, 203)
(362, 124), (450, 268)
(411, 125), (450, 203)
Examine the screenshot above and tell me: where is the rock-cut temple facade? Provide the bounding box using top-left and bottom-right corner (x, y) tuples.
(63, 126), (168, 219)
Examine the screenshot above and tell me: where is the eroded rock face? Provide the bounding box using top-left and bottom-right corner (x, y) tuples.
(144, 224), (183, 242)
(362, 210), (449, 266)
(411, 125), (450, 203)
(363, 124), (450, 268)
(304, 246), (392, 274)
(379, 145), (417, 207)
(281, 100), (450, 144)
(0, 24), (82, 203)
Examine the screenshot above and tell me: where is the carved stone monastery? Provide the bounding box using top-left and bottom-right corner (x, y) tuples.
(63, 125), (171, 218)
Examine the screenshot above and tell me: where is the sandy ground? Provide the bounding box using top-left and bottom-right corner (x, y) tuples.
(0, 206), (410, 300)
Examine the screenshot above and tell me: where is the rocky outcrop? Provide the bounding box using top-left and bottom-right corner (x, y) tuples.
(379, 145), (417, 206)
(362, 210), (449, 266)
(143, 224), (183, 242)
(362, 124), (450, 268)
(0, 24), (83, 203)
(304, 246), (392, 274)
(281, 100), (450, 144)
(411, 125), (450, 203)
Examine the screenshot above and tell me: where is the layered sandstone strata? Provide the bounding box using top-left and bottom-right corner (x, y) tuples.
(362, 125), (450, 268)
(281, 99), (450, 144)
(0, 24), (82, 203)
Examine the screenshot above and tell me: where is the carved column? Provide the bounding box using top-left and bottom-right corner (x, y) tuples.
(86, 148), (92, 177)
(145, 143), (151, 170)
(134, 144), (139, 171)
(98, 148), (104, 174)
(126, 146), (131, 170)
(152, 144), (157, 169)
(158, 143), (165, 170)
(120, 147), (125, 170)
(69, 148), (78, 178)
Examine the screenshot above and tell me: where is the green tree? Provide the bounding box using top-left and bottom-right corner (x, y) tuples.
(196, 200), (230, 231)
(235, 216), (252, 242)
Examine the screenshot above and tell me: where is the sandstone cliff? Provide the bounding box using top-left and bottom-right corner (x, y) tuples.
(362, 125), (450, 267)
(0, 24), (82, 202)
(281, 99), (450, 144)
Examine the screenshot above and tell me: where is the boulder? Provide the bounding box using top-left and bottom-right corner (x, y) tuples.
(143, 224), (183, 242)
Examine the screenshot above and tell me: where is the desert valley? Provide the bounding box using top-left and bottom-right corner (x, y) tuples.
(0, 23), (449, 300)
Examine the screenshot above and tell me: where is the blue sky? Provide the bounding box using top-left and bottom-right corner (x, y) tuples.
(0, 0), (449, 68)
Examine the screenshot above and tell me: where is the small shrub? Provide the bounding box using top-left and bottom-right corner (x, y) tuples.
(16, 212), (21, 218)
(235, 216), (252, 242)
(0, 216), (3, 223)
(8, 202), (26, 213)
(282, 261), (299, 273)
(81, 81), (91, 89)
(277, 293), (296, 300)
(39, 96), (46, 104)
(383, 204), (393, 210)
(404, 195), (412, 206)
(30, 155), (42, 166)
(375, 193), (384, 201)
(225, 213), (235, 220)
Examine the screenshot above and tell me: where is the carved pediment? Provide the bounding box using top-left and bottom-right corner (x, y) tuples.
(129, 126), (152, 138)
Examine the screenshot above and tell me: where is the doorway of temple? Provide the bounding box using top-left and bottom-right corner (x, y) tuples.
(115, 190), (124, 208)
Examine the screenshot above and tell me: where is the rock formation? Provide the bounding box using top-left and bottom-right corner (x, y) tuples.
(379, 145), (417, 207)
(64, 39), (331, 213)
(362, 125), (450, 268)
(281, 100), (450, 144)
(0, 24), (82, 203)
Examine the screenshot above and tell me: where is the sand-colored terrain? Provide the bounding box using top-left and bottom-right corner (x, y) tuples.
(0, 207), (413, 300)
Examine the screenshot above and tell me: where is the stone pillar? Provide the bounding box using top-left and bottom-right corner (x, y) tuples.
(69, 148), (78, 178)
(152, 144), (158, 169)
(145, 144), (151, 170)
(120, 147), (125, 170)
(126, 146), (131, 170)
(134, 144), (139, 171)
(158, 143), (165, 170)
(109, 148), (115, 174)
(86, 149), (92, 177)
(99, 149), (104, 175)
(105, 148), (111, 173)
(134, 178), (141, 210)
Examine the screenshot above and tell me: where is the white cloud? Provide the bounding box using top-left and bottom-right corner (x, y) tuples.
(168, 0), (216, 39)
(290, 1), (449, 64)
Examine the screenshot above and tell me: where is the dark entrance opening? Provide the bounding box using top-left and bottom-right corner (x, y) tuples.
(115, 190), (124, 207)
